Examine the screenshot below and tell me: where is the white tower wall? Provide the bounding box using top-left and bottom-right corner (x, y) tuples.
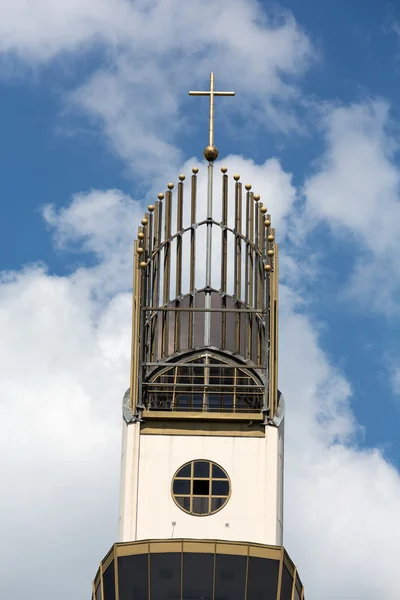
(118, 422), (284, 546)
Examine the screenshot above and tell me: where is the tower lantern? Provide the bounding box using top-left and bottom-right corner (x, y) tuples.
(92, 74), (305, 600)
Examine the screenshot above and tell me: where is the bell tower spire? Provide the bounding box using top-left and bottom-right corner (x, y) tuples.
(92, 74), (305, 600)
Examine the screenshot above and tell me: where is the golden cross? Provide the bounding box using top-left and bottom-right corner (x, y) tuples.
(189, 73), (235, 147)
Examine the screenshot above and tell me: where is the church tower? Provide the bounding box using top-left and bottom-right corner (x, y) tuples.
(92, 74), (305, 600)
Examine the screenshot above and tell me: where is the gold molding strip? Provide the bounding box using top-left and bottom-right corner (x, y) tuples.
(189, 170), (197, 349)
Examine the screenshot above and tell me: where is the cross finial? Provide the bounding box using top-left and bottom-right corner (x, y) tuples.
(189, 73), (235, 162)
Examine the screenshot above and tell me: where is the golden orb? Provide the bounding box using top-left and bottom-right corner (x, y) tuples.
(245, 184), (252, 191)
(167, 182), (174, 190)
(203, 144), (219, 162)
(138, 232), (145, 240)
(267, 235), (274, 242)
(264, 219), (271, 228)
(221, 166), (228, 174)
(158, 193), (164, 200)
(148, 205), (155, 212)
(267, 249), (274, 257)
(192, 167), (199, 174)
(253, 194), (260, 201)
(260, 206), (267, 214)
(179, 174), (185, 181)
(137, 247), (144, 254)
(141, 218), (148, 226)
(140, 261), (147, 269)
(233, 174), (240, 181)
(264, 264), (272, 272)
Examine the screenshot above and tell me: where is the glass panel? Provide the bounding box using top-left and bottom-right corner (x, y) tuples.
(118, 555), (148, 600)
(194, 461), (210, 478)
(193, 479), (210, 495)
(280, 565), (293, 600)
(211, 497), (227, 512)
(95, 583), (102, 600)
(194, 292), (205, 348)
(176, 497), (191, 511)
(294, 586), (301, 600)
(215, 554), (246, 600)
(247, 557), (279, 600)
(210, 292), (222, 348)
(192, 497), (209, 514)
(212, 480), (229, 496)
(173, 480), (190, 495)
(212, 464), (227, 479)
(183, 552), (214, 600)
(150, 553), (181, 600)
(177, 463), (191, 478)
(102, 562), (115, 600)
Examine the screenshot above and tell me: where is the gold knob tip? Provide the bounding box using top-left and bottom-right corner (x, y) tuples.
(139, 261), (147, 269)
(167, 182), (174, 190)
(148, 205), (155, 212)
(192, 167), (199, 174)
(157, 193), (164, 200)
(233, 174), (240, 181)
(137, 247), (144, 254)
(264, 219), (271, 227)
(245, 184), (252, 191)
(264, 264), (272, 272)
(253, 194), (260, 201)
(141, 218), (148, 226)
(268, 234), (275, 242)
(267, 249), (274, 256)
(260, 206), (267, 214)
(138, 232), (145, 240)
(221, 166), (228, 174)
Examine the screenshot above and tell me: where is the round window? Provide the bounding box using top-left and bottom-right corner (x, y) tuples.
(172, 460), (231, 516)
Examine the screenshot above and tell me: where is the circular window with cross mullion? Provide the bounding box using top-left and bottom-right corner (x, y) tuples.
(172, 460), (231, 516)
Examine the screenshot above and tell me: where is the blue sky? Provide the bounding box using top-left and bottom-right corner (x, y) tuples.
(2, 1), (400, 599)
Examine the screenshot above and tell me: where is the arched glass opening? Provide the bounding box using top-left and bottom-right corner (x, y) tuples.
(144, 353), (263, 413)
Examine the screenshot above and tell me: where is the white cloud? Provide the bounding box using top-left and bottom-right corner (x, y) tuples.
(303, 100), (400, 312)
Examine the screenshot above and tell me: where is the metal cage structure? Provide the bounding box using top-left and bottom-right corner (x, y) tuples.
(129, 166), (279, 424)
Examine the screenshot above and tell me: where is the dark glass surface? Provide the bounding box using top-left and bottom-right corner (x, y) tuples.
(247, 557), (279, 600)
(176, 496), (190, 511)
(150, 553), (181, 600)
(194, 461), (210, 477)
(294, 585), (301, 600)
(183, 552), (214, 600)
(176, 463), (191, 478)
(215, 554), (246, 600)
(103, 562), (116, 600)
(211, 497), (226, 511)
(173, 480), (190, 494)
(212, 464), (227, 479)
(193, 479), (210, 495)
(212, 480), (229, 496)
(192, 497), (209, 514)
(280, 565), (293, 600)
(118, 554), (148, 600)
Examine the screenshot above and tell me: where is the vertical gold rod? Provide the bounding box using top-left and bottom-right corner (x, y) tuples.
(189, 173), (197, 349)
(114, 555), (120, 600)
(162, 189), (172, 357)
(234, 181), (242, 353)
(221, 173), (228, 349)
(204, 163), (213, 346)
(129, 241), (139, 413)
(273, 243), (279, 418)
(151, 202), (160, 361)
(258, 206), (264, 310)
(92, 580), (96, 600)
(248, 192), (254, 360)
(254, 199), (259, 310)
(175, 180), (184, 352)
(290, 567), (297, 600)
(275, 551), (283, 600)
(300, 586), (304, 600)
(244, 544), (250, 600)
(147, 211), (153, 308)
(100, 562), (104, 600)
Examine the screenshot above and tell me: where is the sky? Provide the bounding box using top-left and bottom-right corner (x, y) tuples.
(1, 0), (400, 598)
